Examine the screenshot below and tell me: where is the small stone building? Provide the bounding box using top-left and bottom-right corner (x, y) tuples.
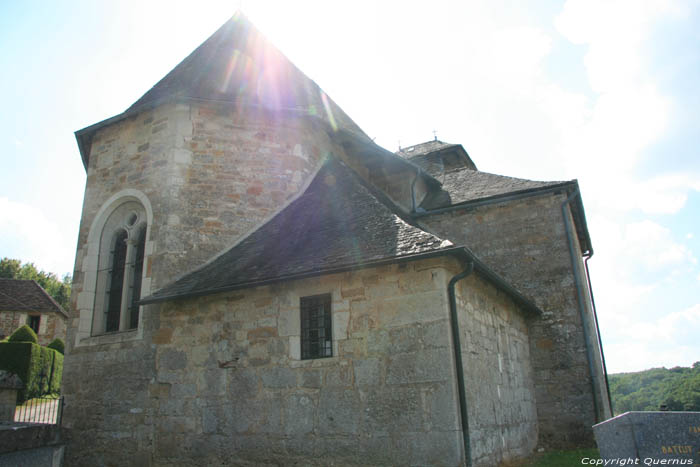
(63, 14), (611, 466)
(0, 279), (67, 345)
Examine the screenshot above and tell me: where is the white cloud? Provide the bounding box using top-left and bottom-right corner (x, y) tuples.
(0, 197), (74, 276)
(603, 304), (700, 372)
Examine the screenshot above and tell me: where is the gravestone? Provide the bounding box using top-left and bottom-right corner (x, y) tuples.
(594, 411), (700, 465)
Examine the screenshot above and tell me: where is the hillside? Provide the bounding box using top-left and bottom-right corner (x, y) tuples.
(609, 362), (700, 414)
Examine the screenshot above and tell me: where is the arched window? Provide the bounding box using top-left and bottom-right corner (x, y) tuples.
(93, 201), (147, 335)
(105, 229), (128, 332)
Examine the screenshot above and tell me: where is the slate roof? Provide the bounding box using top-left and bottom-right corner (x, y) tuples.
(420, 167), (568, 210)
(76, 12), (367, 169)
(0, 279), (68, 318)
(397, 140), (459, 159)
(142, 158), (453, 303)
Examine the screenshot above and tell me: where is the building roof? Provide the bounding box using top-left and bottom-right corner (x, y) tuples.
(0, 279), (68, 318)
(142, 158), (453, 303)
(142, 157), (541, 316)
(75, 12), (367, 170)
(397, 140), (459, 159)
(420, 168), (568, 210)
(397, 140), (591, 254)
(397, 140), (477, 174)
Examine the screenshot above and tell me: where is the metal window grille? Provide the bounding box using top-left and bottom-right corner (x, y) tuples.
(300, 294), (332, 359)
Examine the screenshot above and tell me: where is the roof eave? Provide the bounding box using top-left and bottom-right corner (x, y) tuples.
(139, 246), (542, 317)
(414, 180), (592, 254)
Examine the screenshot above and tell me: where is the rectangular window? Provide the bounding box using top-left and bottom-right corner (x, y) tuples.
(28, 315), (40, 334)
(300, 294), (332, 359)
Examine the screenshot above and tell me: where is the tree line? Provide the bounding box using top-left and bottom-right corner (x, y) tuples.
(0, 258), (71, 311)
(609, 363), (700, 414)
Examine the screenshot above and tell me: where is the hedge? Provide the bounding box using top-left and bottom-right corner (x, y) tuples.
(47, 338), (65, 355)
(8, 324), (38, 344)
(0, 341), (63, 403)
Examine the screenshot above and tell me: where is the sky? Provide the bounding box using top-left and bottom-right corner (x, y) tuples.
(1, 0), (698, 373)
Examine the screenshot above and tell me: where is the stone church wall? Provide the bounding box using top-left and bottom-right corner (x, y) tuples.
(151, 258), (465, 466)
(421, 192), (609, 448)
(63, 101), (346, 466)
(454, 272), (538, 466)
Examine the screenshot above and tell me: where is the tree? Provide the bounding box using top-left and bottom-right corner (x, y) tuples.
(0, 258), (72, 311)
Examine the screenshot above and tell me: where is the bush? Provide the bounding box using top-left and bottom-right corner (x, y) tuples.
(0, 342), (63, 402)
(8, 324), (38, 344)
(47, 338), (65, 355)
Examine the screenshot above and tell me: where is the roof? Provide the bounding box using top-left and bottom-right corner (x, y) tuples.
(396, 140), (591, 254)
(397, 140), (459, 159)
(142, 158), (453, 303)
(0, 279), (68, 318)
(420, 168), (568, 210)
(397, 140), (477, 174)
(75, 12), (367, 170)
(142, 157), (541, 316)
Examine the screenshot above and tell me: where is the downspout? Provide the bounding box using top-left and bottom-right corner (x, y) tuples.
(583, 251), (613, 416)
(561, 189), (600, 422)
(447, 260), (475, 467)
(410, 169), (420, 213)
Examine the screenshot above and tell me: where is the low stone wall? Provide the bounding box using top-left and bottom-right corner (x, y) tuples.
(0, 424), (63, 467)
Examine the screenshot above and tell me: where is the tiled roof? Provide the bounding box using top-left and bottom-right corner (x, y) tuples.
(76, 13), (367, 169)
(143, 158), (452, 303)
(127, 13), (364, 135)
(420, 167), (568, 210)
(396, 140), (458, 159)
(0, 279), (68, 317)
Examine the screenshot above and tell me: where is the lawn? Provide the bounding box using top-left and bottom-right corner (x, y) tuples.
(524, 448), (601, 466)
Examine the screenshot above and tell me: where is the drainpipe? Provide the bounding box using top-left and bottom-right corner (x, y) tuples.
(561, 189), (600, 422)
(447, 260), (474, 467)
(583, 251), (613, 416)
(410, 169), (420, 213)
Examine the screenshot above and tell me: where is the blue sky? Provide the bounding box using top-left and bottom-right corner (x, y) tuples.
(1, 0), (698, 373)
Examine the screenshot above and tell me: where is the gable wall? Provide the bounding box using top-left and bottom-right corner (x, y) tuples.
(420, 192), (609, 448)
(151, 258), (463, 466)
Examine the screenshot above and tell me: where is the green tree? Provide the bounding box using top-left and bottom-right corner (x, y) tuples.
(0, 258), (72, 311)
(609, 364), (700, 414)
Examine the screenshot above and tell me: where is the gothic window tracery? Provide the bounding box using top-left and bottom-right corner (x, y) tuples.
(94, 203), (147, 335)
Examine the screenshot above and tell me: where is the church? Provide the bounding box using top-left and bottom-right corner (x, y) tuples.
(63, 13), (611, 466)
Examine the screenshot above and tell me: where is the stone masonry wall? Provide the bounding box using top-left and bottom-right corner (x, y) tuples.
(63, 101), (343, 466)
(0, 311), (65, 345)
(455, 272), (538, 465)
(420, 192), (608, 448)
(152, 258), (465, 466)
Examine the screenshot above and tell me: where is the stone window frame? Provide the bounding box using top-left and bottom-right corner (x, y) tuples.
(101, 211), (146, 333)
(75, 189), (154, 347)
(284, 287), (348, 363)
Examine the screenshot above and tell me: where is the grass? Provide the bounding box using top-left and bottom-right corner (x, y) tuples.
(523, 448), (601, 466)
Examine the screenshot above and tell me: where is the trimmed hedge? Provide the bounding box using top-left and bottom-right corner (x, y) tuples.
(0, 341), (63, 402)
(8, 324), (38, 344)
(47, 338), (65, 355)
